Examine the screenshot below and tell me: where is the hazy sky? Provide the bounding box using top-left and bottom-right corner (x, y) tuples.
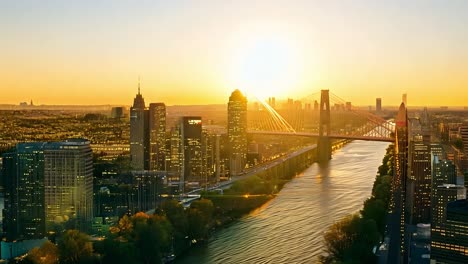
(1, 0), (467, 106)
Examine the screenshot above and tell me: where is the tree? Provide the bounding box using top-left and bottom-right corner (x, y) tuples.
(321, 214), (379, 264)
(58, 230), (94, 264)
(25, 241), (59, 264)
(110, 214), (133, 239)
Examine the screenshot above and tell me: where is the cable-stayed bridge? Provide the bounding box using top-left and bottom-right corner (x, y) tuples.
(247, 90), (395, 161)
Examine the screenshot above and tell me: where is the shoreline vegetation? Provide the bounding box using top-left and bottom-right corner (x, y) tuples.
(321, 144), (394, 264)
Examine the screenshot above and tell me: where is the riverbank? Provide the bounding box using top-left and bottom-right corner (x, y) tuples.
(321, 143), (394, 263)
(175, 139), (352, 260)
(176, 140), (389, 263)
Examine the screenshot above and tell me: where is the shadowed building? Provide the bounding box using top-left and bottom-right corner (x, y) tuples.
(130, 84), (147, 170)
(2, 139), (93, 240)
(149, 103), (167, 171)
(431, 199), (468, 263)
(181, 117), (203, 190)
(431, 185), (466, 263)
(130, 83), (167, 171)
(388, 102), (409, 263)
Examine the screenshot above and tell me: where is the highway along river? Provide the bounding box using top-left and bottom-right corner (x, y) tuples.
(176, 140), (390, 264)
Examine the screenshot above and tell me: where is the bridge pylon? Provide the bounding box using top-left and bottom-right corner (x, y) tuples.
(317, 90), (331, 162)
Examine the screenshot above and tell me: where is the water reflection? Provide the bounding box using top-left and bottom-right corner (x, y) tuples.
(177, 141), (389, 264)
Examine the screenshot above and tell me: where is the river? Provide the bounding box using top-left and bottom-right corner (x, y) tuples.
(176, 140), (390, 264)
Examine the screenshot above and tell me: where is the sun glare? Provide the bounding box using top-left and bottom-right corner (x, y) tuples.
(230, 28), (301, 100)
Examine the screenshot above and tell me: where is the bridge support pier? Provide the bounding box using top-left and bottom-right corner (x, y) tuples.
(317, 137), (331, 162)
(318, 89), (331, 162)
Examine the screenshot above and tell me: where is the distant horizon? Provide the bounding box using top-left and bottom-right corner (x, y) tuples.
(1, 1), (468, 106)
(1, 102), (467, 110)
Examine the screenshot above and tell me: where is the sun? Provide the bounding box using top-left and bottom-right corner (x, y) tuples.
(229, 29), (301, 100)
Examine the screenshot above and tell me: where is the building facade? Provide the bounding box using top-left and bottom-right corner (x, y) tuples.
(227, 89), (247, 176)
(388, 103), (409, 263)
(431, 185), (467, 262)
(431, 199), (468, 263)
(149, 103), (167, 171)
(130, 86), (167, 171)
(181, 116), (203, 190)
(130, 87), (147, 170)
(2, 139), (93, 240)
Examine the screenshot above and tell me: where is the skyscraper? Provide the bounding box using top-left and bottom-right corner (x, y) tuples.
(2, 144), (46, 241)
(2, 139), (93, 240)
(130, 83), (147, 170)
(181, 116), (203, 190)
(130, 83), (167, 171)
(431, 184), (466, 262)
(410, 141), (432, 224)
(43, 139), (93, 232)
(149, 103), (166, 171)
(388, 103), (409, 263)
(432, 157), (457, 187)
(227, 89), (247, 176)
(376, 98), (382, 112)
(432, 199), (468, 263)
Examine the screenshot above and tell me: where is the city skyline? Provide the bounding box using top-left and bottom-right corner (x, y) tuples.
(1, 1), (468, 106)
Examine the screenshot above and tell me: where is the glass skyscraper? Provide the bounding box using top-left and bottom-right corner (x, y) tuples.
(2, 139), (93, 240)
(227, 89), (247, 176)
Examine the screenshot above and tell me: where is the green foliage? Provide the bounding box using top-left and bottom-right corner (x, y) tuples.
(25, 241), (59, 264)
(322, 144), (394, 263)
(58, 230), (94, 264)
(452, 138), (464, 150)
(321, 214), (379, 264)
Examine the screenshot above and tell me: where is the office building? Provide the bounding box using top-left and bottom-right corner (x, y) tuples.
(388, 103), (409, 263)
(130, 83), (167, 171)
(432, 157), (457, 187)
(130, 84), (147, 170)
(431, 199), (468, 263)
(431, 185), (466, 262)
(181, 117), (203, 190)
(376, 98), (382, 112)
(149, 103), (167, 171)
(2, 139), (93, 240)
(228, 89), (247, 176)
(111, 106), (125, 119)
(2, 145), (46, 241)
(410, 141), (432, 224)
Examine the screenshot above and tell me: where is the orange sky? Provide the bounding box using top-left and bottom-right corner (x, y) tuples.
(1, 1), (467, 106)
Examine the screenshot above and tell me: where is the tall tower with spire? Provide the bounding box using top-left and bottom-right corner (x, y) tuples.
(130, 79), (167, 171)
(130, 80), (148, 170)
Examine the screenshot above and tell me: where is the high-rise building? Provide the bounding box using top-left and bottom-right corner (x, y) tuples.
(431, 184), (466, 262)
(130, 83), (167, 171)
(402, 93), (407, 106)
(181, 117), (203, 190)
(431, 199), (468, 263)
(2, 139), (93, 240)
(43, 139), (93, 232)
(130, 84), (147, 170)
(460, 126), (468, 173)
(149, 103), (166, 171)
(410, 141), (432, 224)
(2, 144), (46, 241)
(111, 106), (125, 119)
(388, 103), (409, 263)
(432, 156), (457, 187)
(376, 98), (382, 112)
(227, 89), (247, 176)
